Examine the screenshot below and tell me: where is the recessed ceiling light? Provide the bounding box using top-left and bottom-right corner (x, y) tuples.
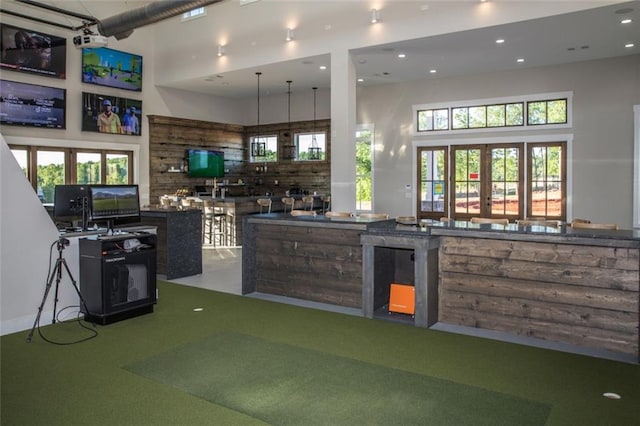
(357, 78), (364, 82)
(516, 58), (525, 63)
(621, 18), (632, 24)
(398, 53), (406, 59)
(319, 65), (327, 70)
(496, 39), (505, 44)
(429, 69), (437, 74)
(625, 43), (635, 48)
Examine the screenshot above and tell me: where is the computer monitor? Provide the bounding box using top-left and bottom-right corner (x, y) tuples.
(53, 184), (89, 230)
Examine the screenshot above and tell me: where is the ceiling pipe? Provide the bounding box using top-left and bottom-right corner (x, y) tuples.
(96, 0), (225, 40)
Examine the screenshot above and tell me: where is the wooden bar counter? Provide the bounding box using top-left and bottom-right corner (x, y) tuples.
(244, 215), (640, 362)
(367, 220), (640, 362)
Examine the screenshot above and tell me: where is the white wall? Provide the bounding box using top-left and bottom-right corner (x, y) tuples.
(357, 55), (640, 227)
(0, 136), (62, 335)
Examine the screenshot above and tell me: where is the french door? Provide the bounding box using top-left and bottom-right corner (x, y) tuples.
(452, 144), (523, 221)
(417, 144), (524, 220)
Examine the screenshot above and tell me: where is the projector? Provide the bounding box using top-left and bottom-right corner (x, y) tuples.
(73, 34), (108, 48)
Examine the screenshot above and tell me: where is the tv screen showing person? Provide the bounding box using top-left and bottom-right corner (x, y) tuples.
(81, 91), (142, 136)
(0, 23), (66, 78)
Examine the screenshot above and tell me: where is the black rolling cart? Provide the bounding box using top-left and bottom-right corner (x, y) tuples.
(79, 232), (157, 325)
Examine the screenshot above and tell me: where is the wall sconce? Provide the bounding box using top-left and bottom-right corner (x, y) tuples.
(371, 8), (380, 24)
(217, 45), (225, 57)
(286, 28), (294, 42)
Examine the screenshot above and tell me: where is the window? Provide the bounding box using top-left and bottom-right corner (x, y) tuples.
(527, 99), (568, 125)
(36, 149), (66, 203)
(356, 127), (373, 212)
(249, 135), (277, 163)
(9, 145), (134, 202)
(182, 6), (206, 21)
(527, 142), (566, 219)
(10, 146), (29, 179)
(415, 140), (567, 222)
(415, 92), (570, 133)
(106, 153), (131, 184)
(76, 152), (101, 184)
(295, 131), (326, 161)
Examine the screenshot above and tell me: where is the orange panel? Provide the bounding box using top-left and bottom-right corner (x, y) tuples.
(389, 283), (415, 315)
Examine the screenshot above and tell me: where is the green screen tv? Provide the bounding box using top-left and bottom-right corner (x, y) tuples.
(187, 149), (224, 178)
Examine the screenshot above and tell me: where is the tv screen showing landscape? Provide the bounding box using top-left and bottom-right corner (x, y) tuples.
(0, 23), (66, 79)
(82, 47), (142, 91)
(82, 91), (142, 136)
(0, 79), (66, 129)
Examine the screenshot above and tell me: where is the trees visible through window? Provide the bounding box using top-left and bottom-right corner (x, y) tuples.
(9, 145), (133, 202)
(527, 142), (566, 218)
(527, 99), (567, 125)
(36, 150), (65, 203)
(249, 135), (278, 163)
(415, 141), (565, 222)
(418, 147), (447, 219)
(356, 128), (373, 212)
(295, 132), (326, 161)
(416, 93), (568, 132)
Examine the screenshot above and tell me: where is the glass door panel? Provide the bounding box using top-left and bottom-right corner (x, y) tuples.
(418, 147), (447, 219)
(453, 147), (481, 217)
(490, 146), (522, 216)
(528, 143), (565, 219)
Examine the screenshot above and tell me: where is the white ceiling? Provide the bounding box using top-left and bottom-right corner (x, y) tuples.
(1, 0), (638, 99)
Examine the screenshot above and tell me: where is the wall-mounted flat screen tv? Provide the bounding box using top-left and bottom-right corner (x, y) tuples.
(82, 91), (142, 136)
(82, 47), (142, 91)
(0, 79), (66, 129)
(187, 149), (224, 178)
(0, 23), (66, 78)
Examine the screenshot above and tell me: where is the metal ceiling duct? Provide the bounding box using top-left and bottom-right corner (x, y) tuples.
(96, 0), (225, 40)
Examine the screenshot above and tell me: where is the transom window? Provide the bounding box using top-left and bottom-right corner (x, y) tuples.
(415, 92), (570, 133)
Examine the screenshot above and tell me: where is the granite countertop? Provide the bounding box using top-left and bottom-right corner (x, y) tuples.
(367, 219), (640, 245)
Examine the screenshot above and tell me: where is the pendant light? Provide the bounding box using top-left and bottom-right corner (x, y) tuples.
(282, 80), (296, 160)
(251, 72), (266, 158)
(308, 87), (321, 160)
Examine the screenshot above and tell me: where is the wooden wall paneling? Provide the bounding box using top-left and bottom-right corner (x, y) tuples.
(438, 236), (640, 356)
(148, 116), (331, 202)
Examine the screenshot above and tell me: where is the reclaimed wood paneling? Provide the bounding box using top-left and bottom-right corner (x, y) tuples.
(147, 115), (331, 203)
(253, 223), (363, 308)
(439, 236), (640, 356)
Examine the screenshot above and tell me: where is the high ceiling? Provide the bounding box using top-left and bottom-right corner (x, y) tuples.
(1, 0), (638, 99)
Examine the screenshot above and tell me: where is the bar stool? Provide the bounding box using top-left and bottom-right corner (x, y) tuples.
(302, 195), (314, 211)
(203, 200), (227, 246)
(281, 197), (295, 214)
(257, 198), (272, 214)
(321, 195), (331, 214)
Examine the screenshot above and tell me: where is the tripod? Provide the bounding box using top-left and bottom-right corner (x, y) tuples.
(27, 237), (94, 343)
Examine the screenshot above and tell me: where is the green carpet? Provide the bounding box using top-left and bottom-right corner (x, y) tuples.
(2, 281), (640, 425)
(125, 332), (550, 425)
